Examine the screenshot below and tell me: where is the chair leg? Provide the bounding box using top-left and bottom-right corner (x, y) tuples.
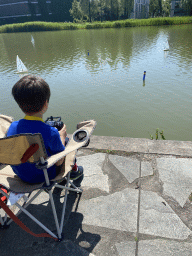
(0, 215), (5, 225)
(48, 190), (62, 239)
(59, 172), (70, 233)
(14, 201), (58, 239)
(7, 190), (42, 226)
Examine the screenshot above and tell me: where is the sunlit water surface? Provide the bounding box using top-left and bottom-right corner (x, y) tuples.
(0, 24), (192, 141)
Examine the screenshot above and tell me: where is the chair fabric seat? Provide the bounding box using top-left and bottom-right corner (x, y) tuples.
(0, 150), (76, 193)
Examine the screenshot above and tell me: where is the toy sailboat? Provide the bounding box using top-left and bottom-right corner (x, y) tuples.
(164, 41), (169, 51)
(31, 35), (35, 47)
(16, 55), (28, 73)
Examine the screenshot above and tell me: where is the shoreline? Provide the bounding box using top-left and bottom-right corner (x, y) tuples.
(0, 16), (192, 33)
(67, 134), (192, 157)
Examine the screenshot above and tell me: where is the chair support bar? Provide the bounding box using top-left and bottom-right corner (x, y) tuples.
(15, 202), (58, 239)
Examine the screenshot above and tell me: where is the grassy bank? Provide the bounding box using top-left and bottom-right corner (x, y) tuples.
(0, 16), (192, 33)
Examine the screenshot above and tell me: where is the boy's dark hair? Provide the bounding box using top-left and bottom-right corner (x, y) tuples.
(12, 75), (51, 114)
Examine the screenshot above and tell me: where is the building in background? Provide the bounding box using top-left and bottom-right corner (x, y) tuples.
(0, 0), (52, 23)
(0, 0), (73, 24)
(170, 0), (185, 16)
(133, 0), (150, 19)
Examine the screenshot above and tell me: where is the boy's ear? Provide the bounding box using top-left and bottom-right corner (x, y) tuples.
(45, 100), (49, 108)
(42, 100), (48, 113)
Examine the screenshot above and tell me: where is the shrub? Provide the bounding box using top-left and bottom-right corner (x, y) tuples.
(0, 17), (192, 33)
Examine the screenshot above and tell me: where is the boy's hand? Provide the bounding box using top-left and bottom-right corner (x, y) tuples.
(59, 124), (67, 139)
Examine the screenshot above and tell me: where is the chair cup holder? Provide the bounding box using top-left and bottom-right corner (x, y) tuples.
(73, 130), (89, 144)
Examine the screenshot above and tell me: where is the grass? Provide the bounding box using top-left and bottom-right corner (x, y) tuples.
(149, 128), (166, 140)
(0, 16), (192, 33)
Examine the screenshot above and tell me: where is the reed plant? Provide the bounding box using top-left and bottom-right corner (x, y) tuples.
(0, 16), (191, 33)
(149, 128), (166, 140)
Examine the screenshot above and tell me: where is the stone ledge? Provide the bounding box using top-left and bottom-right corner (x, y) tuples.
(81, 135), (192, 157)
(68, 134), (192, 156)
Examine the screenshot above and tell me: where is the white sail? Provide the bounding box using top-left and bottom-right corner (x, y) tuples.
(16, 55), (28, 73)
(31, 35), (35, 47)
(164, 41), (169, 51)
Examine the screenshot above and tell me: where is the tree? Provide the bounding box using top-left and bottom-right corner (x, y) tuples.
(149, 0), (162, 17)
(158, 0), (163, 16)
(97, 0), (106, 21)
(70, 0), (82, 21)
(162, 0), (171, 17)
(181, 0), (192, 15)
(79, 0), (100, 22)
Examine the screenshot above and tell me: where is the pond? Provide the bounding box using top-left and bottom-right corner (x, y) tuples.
(0, 24), (192, 141)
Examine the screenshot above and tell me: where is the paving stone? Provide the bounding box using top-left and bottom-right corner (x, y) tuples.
(141, 161), (153, 177)
(77, 153), (109, 193)
(51, 240), (96, 256)
(109, 155), (140, 183)
(157, 157), (192, 207)
(115, 241), (136, 256)
(139, 190), (192, 239)
(78, 188), (138, 233)
(0, 240), (96, 256)
(138, 239), (192, 256)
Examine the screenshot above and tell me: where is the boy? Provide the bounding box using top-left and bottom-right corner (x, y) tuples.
(7, 75), (83, 184)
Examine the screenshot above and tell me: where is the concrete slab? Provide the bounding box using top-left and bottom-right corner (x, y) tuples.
(70, 134), (192, 156)
(49, 240), (96, 256)
(148, 139), (192, 156)
(138, 239), (192, 256)
(109, 155), (140, 183)
(0, 239), (96, 256)
(78, 188), (138, 233)
(2, 133), (192, 256)
(77, 153), (109, 193)
(139, 190), (192, 239)
(157, 157), (192, 207)
(88, 136), (149, 153)
(108, 156), (153, 184)
(141, 161), (153, 177)
(115, 241), (136, 256)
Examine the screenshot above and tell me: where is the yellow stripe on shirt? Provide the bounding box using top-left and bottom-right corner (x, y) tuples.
(24, 115), (44, 122)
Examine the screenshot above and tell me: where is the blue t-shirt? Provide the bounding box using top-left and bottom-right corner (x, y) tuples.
(7, 118), (65, 183)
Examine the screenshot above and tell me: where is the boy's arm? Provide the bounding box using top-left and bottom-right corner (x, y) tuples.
(55, 124), (67, 166)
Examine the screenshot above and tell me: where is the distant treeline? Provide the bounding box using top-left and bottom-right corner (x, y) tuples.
(0, 0), (191, 26)
(69, 0), (135, 22)
(25, 0), (192, 23)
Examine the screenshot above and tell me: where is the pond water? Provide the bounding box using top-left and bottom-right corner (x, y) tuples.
(0, 24), (192, 141)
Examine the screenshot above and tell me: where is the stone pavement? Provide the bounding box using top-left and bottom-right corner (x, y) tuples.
(1, 136), (192, 256)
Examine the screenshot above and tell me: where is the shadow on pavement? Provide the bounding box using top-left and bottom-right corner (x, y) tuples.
(0, 188), (100, 256)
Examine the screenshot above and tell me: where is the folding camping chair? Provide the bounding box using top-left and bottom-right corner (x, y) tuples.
(0, 115), (96, 241)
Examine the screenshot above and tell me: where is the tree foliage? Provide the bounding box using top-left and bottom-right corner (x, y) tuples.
(70, 0), (83, 21)
(162, 0), (171, 17)
(149, 0), (161, 17)
(26, 0), (174, 23)
(181, 0), (192, 15)
(149, 0), (172, 17)
(70, 0), (134, 22)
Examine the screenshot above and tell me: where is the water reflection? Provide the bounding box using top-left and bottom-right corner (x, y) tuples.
(0, 25), (192, 140)
(0, 27), (159, 75)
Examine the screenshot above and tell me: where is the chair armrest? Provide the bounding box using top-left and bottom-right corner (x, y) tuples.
(47, 119), (96, 169)
(47, 135), (87, 169)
